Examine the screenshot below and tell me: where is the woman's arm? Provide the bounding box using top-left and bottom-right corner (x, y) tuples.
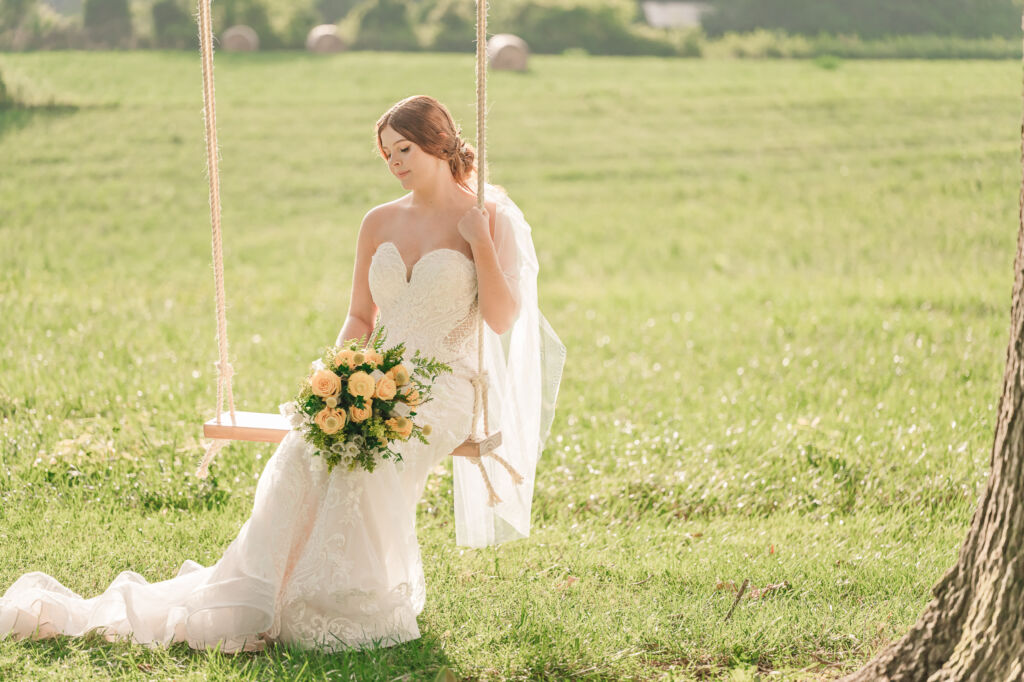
(458, 205), (520, 335)
(335, 209), (381, 346)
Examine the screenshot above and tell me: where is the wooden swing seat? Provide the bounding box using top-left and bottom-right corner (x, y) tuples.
(452, 431), (502, 457)
(204, 411), (502, 456)
(203, 411), (289, 443)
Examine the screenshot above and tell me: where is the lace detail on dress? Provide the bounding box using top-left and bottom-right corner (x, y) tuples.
(270, 456), (426, 650)
(443, 298), (479, 355)
(369, 242), (478, 366)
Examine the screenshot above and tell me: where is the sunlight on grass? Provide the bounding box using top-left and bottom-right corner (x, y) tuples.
(0, 52), (1017, 679)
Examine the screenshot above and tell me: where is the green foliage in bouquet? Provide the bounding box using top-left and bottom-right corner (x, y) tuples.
(283, 327), (452, 474)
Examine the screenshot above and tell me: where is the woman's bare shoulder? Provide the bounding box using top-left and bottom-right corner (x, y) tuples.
(360, 195), (410, 238)
(364, 195), (408, 221)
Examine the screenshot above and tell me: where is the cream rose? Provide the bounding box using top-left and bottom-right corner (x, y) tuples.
(310, 369), (341, 398)
(375, 375), (397, 400)
(314, 407), (346, 435)
(387, 364), (410, 386)
(347, 371), (375, 399)
(349, 404), (372, 423)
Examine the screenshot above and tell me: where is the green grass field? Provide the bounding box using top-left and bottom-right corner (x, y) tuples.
(0, 51), (1019, 680)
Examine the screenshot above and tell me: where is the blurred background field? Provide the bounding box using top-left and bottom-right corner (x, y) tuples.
(0, 51), (1019, 679)
(1, 0), (1023, 59)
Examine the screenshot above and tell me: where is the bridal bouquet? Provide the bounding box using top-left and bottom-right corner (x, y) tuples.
(279, 328), (452, 473)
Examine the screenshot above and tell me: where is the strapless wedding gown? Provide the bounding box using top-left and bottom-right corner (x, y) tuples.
(0, 240), (480, 652)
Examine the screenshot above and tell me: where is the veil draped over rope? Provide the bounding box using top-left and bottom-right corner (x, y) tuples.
(452, 183), (567, 547)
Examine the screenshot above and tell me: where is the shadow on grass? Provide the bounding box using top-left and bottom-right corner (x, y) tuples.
(0, 103), (79, 140)
(13, 629), (455, 680)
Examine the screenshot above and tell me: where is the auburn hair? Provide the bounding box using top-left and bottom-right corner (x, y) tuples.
(375, 95), (478, 191)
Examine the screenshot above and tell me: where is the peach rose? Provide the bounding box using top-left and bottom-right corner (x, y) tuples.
(334, 349), (356, 369)
(314, 407), (346, 435)
(387, 364), (410, 386)
(363, 349), (384, 367)
(349, 403), (372, 423)
(347, 371), (375, 399)
(386, 416), (414, 440)
(375, 375), (397, 400)
(310, 369), (341, 398)
(401, 386), (422, 406)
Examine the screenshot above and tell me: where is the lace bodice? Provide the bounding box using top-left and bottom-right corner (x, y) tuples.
(368, 241), (479, 367)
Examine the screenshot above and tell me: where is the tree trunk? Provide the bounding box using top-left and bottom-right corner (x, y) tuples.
(841, 17), (1024, 682)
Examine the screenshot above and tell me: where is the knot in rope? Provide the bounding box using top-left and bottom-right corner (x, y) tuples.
(469, 370), (489, 392)
(214, 359), (234, 380)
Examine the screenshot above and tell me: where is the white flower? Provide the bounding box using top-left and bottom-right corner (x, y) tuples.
(311, 358), (326, 371)
(371, 369), (385, 381)
(391, 402), (411, 418)
(280, 401), (307, 429)
(330, 441), (347, 455)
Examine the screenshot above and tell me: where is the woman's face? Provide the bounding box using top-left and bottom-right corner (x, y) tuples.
(380, 125), (440, 189)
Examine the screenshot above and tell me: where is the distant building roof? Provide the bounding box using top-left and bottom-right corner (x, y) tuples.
(42, 0), (82, 17)
(640, 1), (712, 29)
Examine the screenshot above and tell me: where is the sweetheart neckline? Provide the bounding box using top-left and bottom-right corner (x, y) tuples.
(372, 241), (474, 285)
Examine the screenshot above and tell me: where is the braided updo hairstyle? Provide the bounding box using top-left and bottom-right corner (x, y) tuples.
(375, 95), (478, 191)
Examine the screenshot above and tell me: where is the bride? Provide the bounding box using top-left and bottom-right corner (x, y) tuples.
(0, 95), (565, 653)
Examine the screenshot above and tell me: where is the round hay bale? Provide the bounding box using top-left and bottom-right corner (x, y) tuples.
(222, 25), (259, 52)
(487, 34), (529, 71)
(306, 24), (346, 53)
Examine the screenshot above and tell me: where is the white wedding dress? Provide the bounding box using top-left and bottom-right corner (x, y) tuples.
(0, 235), (485, 652)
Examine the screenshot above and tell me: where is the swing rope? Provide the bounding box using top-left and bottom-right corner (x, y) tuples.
(196, 0), (235, 478)
(463, 0), (525, 506)
(472, 0), (489, 442)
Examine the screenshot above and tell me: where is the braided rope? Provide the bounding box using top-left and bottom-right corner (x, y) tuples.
(196, 0), (236, 477)
(466, 0), (524, 499)
(196, 438), (228, 479)
(469, 371), (487, 438)
(476, 0), (487, 211)
(486, 449), (524, 485)
(469, 454), (502, 507)
(471, 0), (489, 439)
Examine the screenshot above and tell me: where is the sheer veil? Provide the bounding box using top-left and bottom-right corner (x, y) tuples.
(451, 183), (567, 547)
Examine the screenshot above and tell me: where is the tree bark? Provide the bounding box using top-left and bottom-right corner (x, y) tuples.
(841, 16), (1024, 682)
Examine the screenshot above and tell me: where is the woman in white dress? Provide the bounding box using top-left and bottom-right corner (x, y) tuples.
(0, 95), (564, 653)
